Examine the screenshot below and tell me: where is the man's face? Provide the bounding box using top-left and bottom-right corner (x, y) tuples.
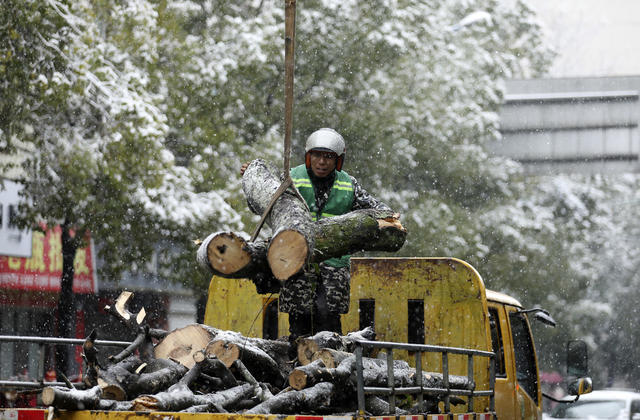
(309, 150), (337, 178)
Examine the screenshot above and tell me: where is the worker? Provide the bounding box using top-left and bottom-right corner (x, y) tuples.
(241, 128), (394, 340)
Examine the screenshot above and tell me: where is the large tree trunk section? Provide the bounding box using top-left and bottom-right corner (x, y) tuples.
(197, 232), (269, 279)
(297, 327), (376, 365)
(154, 324), (219, 368)
(242, 159), (315, 280)
(312, 209), (406, 260)
(246, 382), (335, 414)
(198, 215), (405, 286)
(196, 233), (281, 294)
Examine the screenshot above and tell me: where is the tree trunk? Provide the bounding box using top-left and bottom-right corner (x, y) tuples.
(196, 232), (280, 293)
(312, 209), (406, 260)
(55, 222), (79, 377)
(242, 159), (315, 280)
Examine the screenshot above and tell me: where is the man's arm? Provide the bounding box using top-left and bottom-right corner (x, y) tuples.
(350, 176), (392, 211)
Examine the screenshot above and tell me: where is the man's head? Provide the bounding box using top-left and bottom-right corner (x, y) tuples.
(304, 128), (346, 177)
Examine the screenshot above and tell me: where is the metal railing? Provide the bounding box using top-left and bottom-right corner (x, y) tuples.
(354, 339), (495, 415)
(0, 335), (132, 389)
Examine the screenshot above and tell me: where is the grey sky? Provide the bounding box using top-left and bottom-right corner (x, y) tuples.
(529, 0), (640, 77)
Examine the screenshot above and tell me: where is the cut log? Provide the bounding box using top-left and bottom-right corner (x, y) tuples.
(205, 339), (286, 388)
(297, 327), (376, 366)
(311, 348), (353, 369)
(127, 360), (189, 397)
(204, 330), (291, 370)
(97, 355), (143, 401)
(41, 385), (102, 410)
(365, 395), (409, 416)
(289, 359), (336, 390)
(132, 383), (255, 412)
(196, 232), (281, 293)
(242, 158), (315, 280)
(154, 324), (219, 368)
(246, 382), (335, 414)
(289, 354), (473, 397)
(312, 209), (406, 260)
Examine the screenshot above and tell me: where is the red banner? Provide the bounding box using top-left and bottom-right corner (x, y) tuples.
(0, 226), (97, 293)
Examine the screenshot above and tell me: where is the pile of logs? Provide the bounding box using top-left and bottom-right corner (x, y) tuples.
(196, 159), (407, 290)
(41, 292), (473, 415)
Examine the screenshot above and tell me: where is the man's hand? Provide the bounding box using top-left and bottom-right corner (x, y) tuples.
(240, 162), (250, 176)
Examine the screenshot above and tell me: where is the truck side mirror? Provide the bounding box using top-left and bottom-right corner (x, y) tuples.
(567, 340), (588, 377)
(566, 340), (592, 397)
(567, 377), (592, 396)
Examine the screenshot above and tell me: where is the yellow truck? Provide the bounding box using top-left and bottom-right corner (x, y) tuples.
(1, 257), (591, 420)
(206, 257), (592, 419)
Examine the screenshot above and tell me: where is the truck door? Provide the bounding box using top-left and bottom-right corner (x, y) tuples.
(489, 305), (517, 418)
(508, 309), (542, 419)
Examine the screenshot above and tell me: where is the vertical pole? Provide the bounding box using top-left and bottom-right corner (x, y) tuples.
(355, 345), (366, 416)
(386, 349), (395, 414)
(415, 351), (424, 412)
(283, 0), (296, 176)
(442, 352), (450, 413)
(467, 354), (474, 412)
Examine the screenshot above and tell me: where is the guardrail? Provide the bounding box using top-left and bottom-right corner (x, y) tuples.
(0, 335), (132, 389)
(353, 339), (495, 415)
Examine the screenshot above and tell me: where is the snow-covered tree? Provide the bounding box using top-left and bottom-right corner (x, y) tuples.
(0, 0), (241, 374)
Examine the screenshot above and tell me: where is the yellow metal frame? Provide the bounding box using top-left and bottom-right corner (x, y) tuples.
(204, 257), (493, 413)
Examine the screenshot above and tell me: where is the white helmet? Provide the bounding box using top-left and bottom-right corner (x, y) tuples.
(304, 128), (346, 171)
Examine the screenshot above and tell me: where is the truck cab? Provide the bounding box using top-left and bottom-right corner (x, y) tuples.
(487, 290), (542, 418)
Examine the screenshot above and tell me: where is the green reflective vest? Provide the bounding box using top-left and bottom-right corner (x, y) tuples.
(291, 164), (354, 268)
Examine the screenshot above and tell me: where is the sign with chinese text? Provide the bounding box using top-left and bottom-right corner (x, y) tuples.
(0, 226), (97, 294)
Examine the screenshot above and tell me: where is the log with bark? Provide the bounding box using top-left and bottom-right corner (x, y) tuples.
(297, 327), (376, 365)
(245, 382), (336, 414)
(198, 159), (406, 283)
(205, 339), (288, 388)
(41, 385), (103, 410)
(288, 353), (474, 396)
(132, 383), (256, 412)
(242, 158), (315, 280)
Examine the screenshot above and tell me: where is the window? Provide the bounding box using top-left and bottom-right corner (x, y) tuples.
(8, 204), (18, 229)
(509, 311), (539, 404)
(359, 299), (375, 331)
(488, 308), (506, 377)
(407, 299), (425, 344)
